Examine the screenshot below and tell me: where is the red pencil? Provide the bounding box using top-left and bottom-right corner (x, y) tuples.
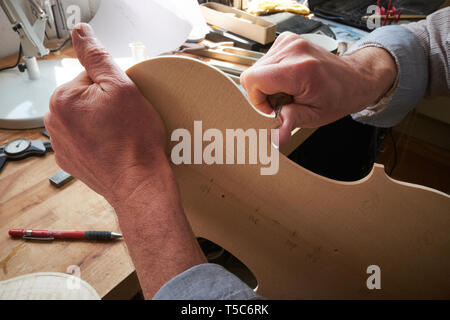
(9, 229), (122, 241)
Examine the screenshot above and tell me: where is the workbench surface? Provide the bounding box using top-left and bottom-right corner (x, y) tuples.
(0, 47), (139, 299)
(0, 127), (140, 299)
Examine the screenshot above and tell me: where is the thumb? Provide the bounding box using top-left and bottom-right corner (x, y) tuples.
(274, 102), (318, 147)
(71, 23), (124, 84)
(272, 116), (295, 148)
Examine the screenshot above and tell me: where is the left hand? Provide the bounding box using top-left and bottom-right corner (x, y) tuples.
(46, 23), (207, 299)
(44, 23), (168, 205)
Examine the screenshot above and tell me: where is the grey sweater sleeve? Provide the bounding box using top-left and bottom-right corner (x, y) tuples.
(347, 7), (449, 128)
(153, 263), (261, 300)
(404, 7), (450, 97)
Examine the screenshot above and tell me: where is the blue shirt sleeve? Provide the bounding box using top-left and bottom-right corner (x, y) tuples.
(153, 263), (261, 300)
(346, 25), (429, 128)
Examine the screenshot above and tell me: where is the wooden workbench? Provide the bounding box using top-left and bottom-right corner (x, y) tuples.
(0, 46), (139, 299)
(0, 129), (140, 299)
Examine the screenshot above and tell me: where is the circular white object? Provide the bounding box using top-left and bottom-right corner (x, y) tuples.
(0, 272), (100, 300)
(4, 138), (30, 155)
(300, 33), (338, 53)
(0, 57), (134, 130)
(0, 59), (84, 129)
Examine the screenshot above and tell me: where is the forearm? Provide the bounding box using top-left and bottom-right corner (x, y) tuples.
(341, 46), (397, 113)
(111, 152), (206, 298)
(47, 23), (207, 299)
(344, 25), (429, 127)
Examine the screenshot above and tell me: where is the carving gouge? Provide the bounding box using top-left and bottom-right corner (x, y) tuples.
(268, 93), (294, 118)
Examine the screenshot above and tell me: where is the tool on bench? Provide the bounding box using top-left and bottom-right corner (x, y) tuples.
(41, 128), (75, 188)
(206, 25), (271, 51)
(9, 229), (123, 241)
(178, 42), (293, 117)
(41, 128), (50, 138)
(179, 41), (265, 66)
(209, 63), (246, 77)
(0, 137), (52, 172)
(49, 170), (74, 188)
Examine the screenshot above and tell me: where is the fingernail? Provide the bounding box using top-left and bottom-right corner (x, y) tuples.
(75, 23), (93, 38)
(271, 128), (280, 149)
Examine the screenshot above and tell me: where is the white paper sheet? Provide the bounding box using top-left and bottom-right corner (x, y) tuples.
(89, 0), (193, 58)
(153, 0), (209, 40)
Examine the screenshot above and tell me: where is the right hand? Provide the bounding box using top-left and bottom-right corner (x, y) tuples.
(241, 32), (397, 146)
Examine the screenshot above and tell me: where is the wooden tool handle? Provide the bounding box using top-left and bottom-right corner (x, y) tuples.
(267, 93), (294, 116)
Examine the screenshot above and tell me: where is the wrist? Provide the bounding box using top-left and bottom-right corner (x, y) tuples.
(106, 150), (178, 210)
(342, 47), (397, 112)
(106, 151), (206, 298)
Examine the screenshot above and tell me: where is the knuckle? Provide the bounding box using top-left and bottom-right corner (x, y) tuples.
(50, 85), (71, 114)
(240, 70), (249, 86)
(292, 38), (310, 51)
(279, 31), (297, 41)
(240, 69), (254, 86)
(300, 57), (320, 73)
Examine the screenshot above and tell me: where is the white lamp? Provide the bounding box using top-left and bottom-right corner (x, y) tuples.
(0, 0), (81, 129)
(0, 0), (208, 129)
(0, 59), (85, 129)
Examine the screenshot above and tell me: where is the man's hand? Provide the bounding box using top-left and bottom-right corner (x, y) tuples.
(241, 32), (397, 146)
(44, 23), (167, 206)
(45, 23), (206, 298)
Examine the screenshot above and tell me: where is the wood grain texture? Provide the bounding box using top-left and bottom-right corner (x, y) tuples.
(0, 130), (138, 299)
(0, 45), (311, 300)
(127, 56), (450, 299)
(0, 45), (75, 69)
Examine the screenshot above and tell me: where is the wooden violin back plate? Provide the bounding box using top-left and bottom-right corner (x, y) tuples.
(127, 56), (450, 299)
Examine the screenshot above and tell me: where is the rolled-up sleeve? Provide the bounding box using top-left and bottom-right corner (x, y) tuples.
(346, 7), (450, 128)
(153, 263), (261, 300)
(346, 25), (428, 127)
